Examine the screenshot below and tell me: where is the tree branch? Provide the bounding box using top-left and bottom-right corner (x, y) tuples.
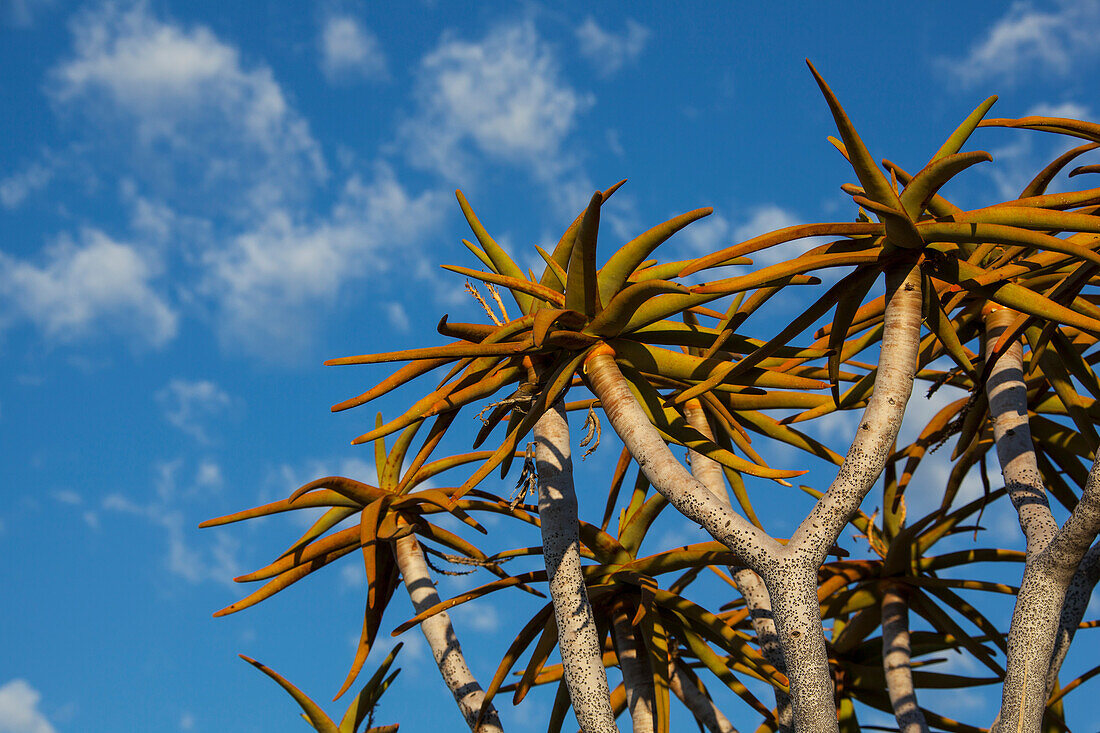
(787, 262), (923, 564)
(668, 659), (740, 733)
(611, 607), (656, 733)
(983, 307), (1100, 732)
(685, 399), (791, 732)
(534, 401), (621, 733)
(881, 583), (929, 733)
(394, 531), (504, 732)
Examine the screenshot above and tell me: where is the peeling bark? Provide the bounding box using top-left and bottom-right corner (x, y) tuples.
(534, 401), (620, 733)
(881, 583), (929, 733)
(394, 532), (504, 732)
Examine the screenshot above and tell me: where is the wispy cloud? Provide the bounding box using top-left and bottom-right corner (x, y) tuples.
(200, 163), (448, 356)
(3, 0), (53, 27)
(401, 19), (594, 213)
(678, 204), (801, 266)
(943, 0), (1100, 87)
(575, 17), (650, 78)
(156, 379), (234, 443)
(319, 14), (388, 84)
(0, 228), (177, 347)
(102, 458), (241, 586)
(0, 162), (52, 209)
(49, 0), (326, 212)
(0, 679), (56, 733)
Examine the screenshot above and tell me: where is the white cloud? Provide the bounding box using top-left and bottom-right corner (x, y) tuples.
(0, 679), (56, 733)
(0, 228), (177, 347)
(0, 162), (51, 209)
(179, 712), (194, 730)
(51, 490), (82, 505)
(678, 204), (801, 266)
(384, 301), (410, 332)
(155, 379), (233, 444)
(402, 21), (593, 185)
(1025, 101), (1092, 120)
(201, 163), (447, 355)
(575, 17), (650, 77)
(195, 459), (224, 489)
(319, 14), (387, 83)
(4, 0), (52, 27)
(102, 459), (242, 586)
(945, 0), (1100, 86)
(50, 1), (325, 211)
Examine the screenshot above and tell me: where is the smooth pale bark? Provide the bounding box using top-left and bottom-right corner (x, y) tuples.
(881, 583), (929, 733)
(668, 660), (739, 733)
(394, 532), (503, 732)
(587, 262), (923, 733)
(585, 351), (778, 566)
(685, 400), (792, 732)
(611, 609), (655, 733)
(984, 308), (1100, 733)
(534, 401), (620, 733)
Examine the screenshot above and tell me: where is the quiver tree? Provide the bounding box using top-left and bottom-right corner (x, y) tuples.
(204, 63), (1100, 733)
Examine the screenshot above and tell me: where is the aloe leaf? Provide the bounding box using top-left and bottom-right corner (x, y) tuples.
(979, 116), (1100, 143)
(899, 151), (993, 219)
(455, 190), (533, 313)
(338, 558), (401, 699)
(199, 490), (358, 528)
(597, 207), (712, 304)
(351, 365), (523, 445)
(931, 95), (998, 161)
(806, 60), (922, 248)
(452, 348), (591, 502)
(441, 265), (565, 308)
(566, 191), (604, 316)
(1022, 142), (1100, 197)
(240, 656), (339, 732)
(331, 358), (452, 413)
(586, 280), (690, 337)
(513, 614), (560, 705)
(339, 643), (403, 732)
(236, 525), (361, 583)
(461, 238), (495, 272)
(477, 603), (554, 727)
(680, 221), (881, 277)
(827, 266), (881, 404)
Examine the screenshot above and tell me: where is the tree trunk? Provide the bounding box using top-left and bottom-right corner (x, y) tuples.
(534, 401), (621, 733)
(394, 531), (504, 732)
(881, 583), (928, 733)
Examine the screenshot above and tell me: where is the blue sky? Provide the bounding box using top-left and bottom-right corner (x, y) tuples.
(3, 1), (1100, 731)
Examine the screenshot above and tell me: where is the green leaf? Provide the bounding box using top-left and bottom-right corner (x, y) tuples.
(240, 656), (339, 733)
(565, 191), (604, 316)
(597, 207), (712, 304)
(456, 190), (533, 313)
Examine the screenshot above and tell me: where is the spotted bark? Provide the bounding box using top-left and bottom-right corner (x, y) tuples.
(685, 399), (791, 732)
(534, 401), (620, 733)
(881, 583), (928, 733)
(984, 308), (1100, 733)
(587, 262), (923, 733)
(611, 608), (655, 733)
(668, 659), (739, 733)
(394, 532), (504, 732)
